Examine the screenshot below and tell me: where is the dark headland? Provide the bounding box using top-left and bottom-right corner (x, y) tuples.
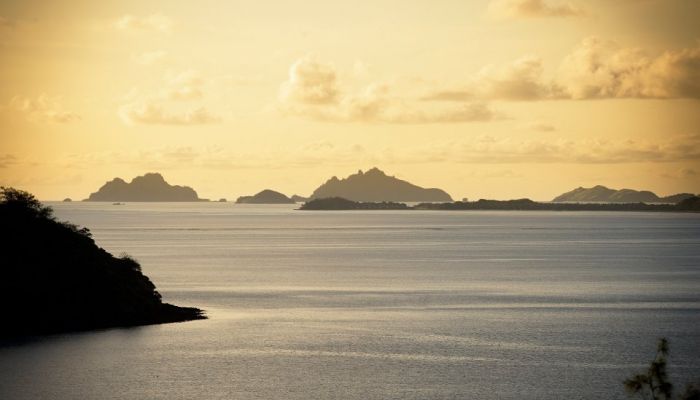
(85, 172), (206, 202)
(309, 167), (453, 202)
(0, 187), (205, 338)
(236, 189), (295, 204)
(301, 197), (409, 210)
(301, 196), (700, 212)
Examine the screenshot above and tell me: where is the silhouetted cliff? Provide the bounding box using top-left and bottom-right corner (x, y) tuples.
(309, 168), (452, 202)
(0, 187), (205, 338)
(553, 185), (695, 204)
(236, 189), (295, 204)
(86, 173), (204, 202)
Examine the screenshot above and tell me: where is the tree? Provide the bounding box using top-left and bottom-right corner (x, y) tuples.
(0, 186), (54, 220)
(625, 338), (699, 400)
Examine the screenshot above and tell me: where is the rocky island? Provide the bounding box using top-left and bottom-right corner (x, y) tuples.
(553, 185), (695, 204)
(309, 168), (452, 202)
(85, 173), (206, 202)
(1, 187), (205, 338)
(236, 189), (295, 204)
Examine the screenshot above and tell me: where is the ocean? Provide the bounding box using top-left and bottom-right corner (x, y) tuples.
(1, 203), (699, 399)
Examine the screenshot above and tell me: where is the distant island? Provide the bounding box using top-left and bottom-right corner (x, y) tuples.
(301, 197), (409, 210)
(291, 194), (308, 203)
(553, 185), (695, 204)
(85, 173), (206, 202)
(236, 189), (295, 204)
(301, 196), (700, 212)
(1, 187), (205, 337)
(309, 167), (453, 202)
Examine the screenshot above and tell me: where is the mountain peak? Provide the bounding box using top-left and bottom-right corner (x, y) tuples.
(86, 173), (202, 202)
(365, 167), (385, 176)
(309, 168), (452, 202)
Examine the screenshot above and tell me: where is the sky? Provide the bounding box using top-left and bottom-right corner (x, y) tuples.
(1, 0), (699, 201)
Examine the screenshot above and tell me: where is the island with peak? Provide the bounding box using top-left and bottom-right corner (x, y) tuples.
(309, 167), (453, 202)
(553, 185), (695, 204)
(236, 189), (295, 204)
(1, 187), (205, 338)
(85, 173), (206, 202)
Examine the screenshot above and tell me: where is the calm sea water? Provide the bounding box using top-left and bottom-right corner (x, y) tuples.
(1, 203), (700, 399)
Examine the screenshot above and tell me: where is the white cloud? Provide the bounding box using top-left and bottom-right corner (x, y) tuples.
(158, 69), (206, 100)
(119, 101), (220, 126)
(117, 69), (217, 125)
(279, 58), (501, 124)
(423, 56), (564, 102)
(10, 94), (80, 124)
(114, 14), (174, 33)
(60, 134), (700, 173)
(0, 154), (17, 168)
(280, 57), (340, 105)
(423, 39), (700, 101)
(404, 134), (700, 164)
(488, 0), (585, 19)
(559, 37), (700, 99)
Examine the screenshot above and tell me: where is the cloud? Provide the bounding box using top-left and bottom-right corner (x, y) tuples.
(421, 90), (474, 102)
(680, 168), (697, 178)
(382, 103), (498, 124)
(10, 94), (80, 123)
(279, 58), (501, 124)
(0, 154), (17, 168)
(57, 134), (700, 177)
(119, 101), (220, 126)
(132, 50), (167, 66)
(114, 14), (174, 33)
(60, 142), (374, 171)
(559, 37), (700, 99)
(117, 69), (217, 125)
(280, 57), (340, 105)
(525, 122), (557, 132)
(488, 0), (585, 19)
(661, 167), (698, 180)
(423, 39), (700, 102)
(163, 69), (205, 100)
(404, 134), (700, 164)
(480, 56), (566, 100)
(423, 56), (565, 102)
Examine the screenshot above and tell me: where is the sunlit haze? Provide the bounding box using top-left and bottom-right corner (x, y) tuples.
(1, 0), (699, 200)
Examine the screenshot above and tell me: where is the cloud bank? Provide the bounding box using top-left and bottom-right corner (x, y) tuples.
(279, 57), (501, 124)
(424, 39), (700, 102)
(10, 94), (80, 123)
(119, 102), (220, 126)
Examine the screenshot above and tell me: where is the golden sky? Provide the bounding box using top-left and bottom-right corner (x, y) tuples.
(1, 0), (699, 201)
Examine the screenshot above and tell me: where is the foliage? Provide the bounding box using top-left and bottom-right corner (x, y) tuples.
(625, 338), (700, 400)
(0, 186), (203, 337)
